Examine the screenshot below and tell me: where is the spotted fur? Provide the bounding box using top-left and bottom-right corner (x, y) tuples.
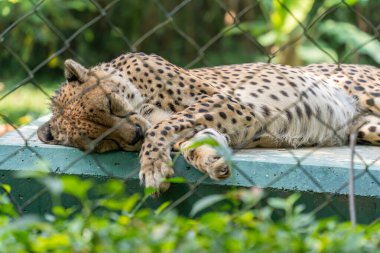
(37, 52), (380, 191)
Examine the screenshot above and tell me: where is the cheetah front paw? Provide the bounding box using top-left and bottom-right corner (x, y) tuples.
(180, 129), (231, 180)
(139, 147), (174, 193)
(182, 145), (231, 180)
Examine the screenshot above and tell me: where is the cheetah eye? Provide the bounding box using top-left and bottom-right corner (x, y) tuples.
(106, 93), (132, 118)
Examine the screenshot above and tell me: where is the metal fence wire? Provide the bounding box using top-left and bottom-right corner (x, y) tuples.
(0, 0), (380, 224)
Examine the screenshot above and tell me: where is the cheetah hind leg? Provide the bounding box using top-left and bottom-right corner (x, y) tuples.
(176, 128), (232, 180)
(355, 114), (380, 146)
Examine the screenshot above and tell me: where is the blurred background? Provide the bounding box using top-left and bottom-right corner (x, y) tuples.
(0, 0), (379, 133)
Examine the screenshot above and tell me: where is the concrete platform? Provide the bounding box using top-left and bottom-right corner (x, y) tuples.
(0, 116), (380, 222)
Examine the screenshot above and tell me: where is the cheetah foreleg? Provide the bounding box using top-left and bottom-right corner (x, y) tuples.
(139, 93), (259, 191)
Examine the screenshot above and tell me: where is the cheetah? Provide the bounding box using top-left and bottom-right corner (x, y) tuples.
(37, 52), (380, 191)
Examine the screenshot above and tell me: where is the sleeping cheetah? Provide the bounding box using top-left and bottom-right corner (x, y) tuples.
(37, 52), (380, 191)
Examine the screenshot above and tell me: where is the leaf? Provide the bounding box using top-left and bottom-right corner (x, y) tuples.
(285, 193), (301, 208)
(99, 199), (124, 211)
(162, 177), (187, 184)
(183, 136), (220, 150)
(1, 184), (11, 194)
(52, 206), (76, 218)
(0, 194), (17, 217)
(190, 194), (226, 217)
(32, 233), (70, 252)
(61, 176), (93, 201)
(144, 186), (158, 196)
(47, 55), (59, 68)
(345, 0), (359, 5)
(268, 197), (287, 210)
(95, 179), (125, 196)
(122, 194), (141, 213)
(155, 201), (171, 215)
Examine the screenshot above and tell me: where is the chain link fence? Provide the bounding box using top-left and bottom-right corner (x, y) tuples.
(0, 0), (380, 225)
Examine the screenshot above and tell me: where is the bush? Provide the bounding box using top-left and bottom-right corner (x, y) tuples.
(0, 176), (379, 253)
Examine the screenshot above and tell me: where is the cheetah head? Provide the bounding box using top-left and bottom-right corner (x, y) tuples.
(37, 59), (150, 152)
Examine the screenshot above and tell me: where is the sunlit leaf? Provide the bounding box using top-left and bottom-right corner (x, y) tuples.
(162, 177), (187, 183)
(1, 184), (11, 194)
(117, 215), (130, 225)
(122, 193), (141, 212)
(17, 115), (32, 125)
(144, 186), (158, 196)
(155, 201), (171, 215)
(32, 233), (70, 252)
(271, 0), (314, 35)
(324, 0), (358, 7)
(52, 206), (76, 218)
(2, 6), (10, 16)
(47, 56), (59, 68)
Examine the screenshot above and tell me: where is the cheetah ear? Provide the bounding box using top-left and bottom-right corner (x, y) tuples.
(37, 121), (57, 144)
(64, 59), (88, 83)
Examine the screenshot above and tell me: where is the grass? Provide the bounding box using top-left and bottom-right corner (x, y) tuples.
(0, 82), (55, 127)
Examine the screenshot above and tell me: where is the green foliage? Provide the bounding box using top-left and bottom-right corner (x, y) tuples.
(318, 20), (380, 63)
(224, 0), (378, 65)
(0, 0), (235, 76)
(1, 1), (379, 127)
(0, 176), (379, 253)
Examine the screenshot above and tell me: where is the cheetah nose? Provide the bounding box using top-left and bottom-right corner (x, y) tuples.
(130, 124), (143, 145)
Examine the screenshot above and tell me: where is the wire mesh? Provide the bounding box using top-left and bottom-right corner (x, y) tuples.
(0, 0), (380, 225)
